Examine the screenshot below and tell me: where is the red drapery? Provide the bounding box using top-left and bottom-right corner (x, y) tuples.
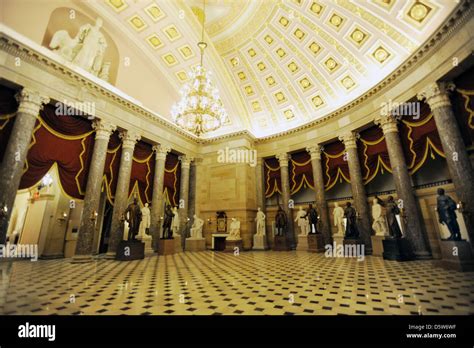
(264, 157), (281, 198)
(0, 86), (18, 163)
(289, 151), (314, 194)
(102, 132), (121, 204)
(322, 141), (350, 190)
(129, 141), (154, 205)
(164, 152), (180, 206)
(451, 66), (474, 145)
(19, 104), (95, 199)
(358, 126), (391, 184)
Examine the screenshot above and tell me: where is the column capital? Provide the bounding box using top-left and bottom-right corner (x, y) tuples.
(119, 130), (141, 150)
(417, 82), (455, 111)
(15, 88), (50, 117)
(306, 145), (322, 160)
(153, 144), (171, 160)
(179, 155), (194, 168)
(339, 132), (359, 149)
(276, 152), (290, 167)
(92, 119), (116, 140)
(375, 114), (399, 134)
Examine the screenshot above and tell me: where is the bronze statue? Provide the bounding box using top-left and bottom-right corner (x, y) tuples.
(162, 204), (175, 239)
(436, 188), (461, 241)
(124, 198), (142, 241)
(304, 204), (319, 234)
(344, 202), (359, 239)
(384, 196), (402, 239)
(275, 206), (287, 236)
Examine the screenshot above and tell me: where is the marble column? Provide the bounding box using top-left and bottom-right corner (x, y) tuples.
(418, 82), (474, 245)
(255, 158), (266, 213)
(72, 120), (116, 263)
(339, 132), (372, 254)
(306, 145), (331, 245)
(375, 115), (431, 259)
(150, 144), (171, 250)
(178, 156), (193, 241)
(0, 88), (49, 244)
(105, 130), (140, 257)
(276, 152), (295, 249)
(187, 160), (198, 243)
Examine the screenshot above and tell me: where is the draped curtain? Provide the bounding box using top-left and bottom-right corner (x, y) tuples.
(0, 86), (18, 163)
(163, 153), (181, 207)
(289, 151), (314, 194)
(102, 132), (121, 204)
(264, 157), (281, 198)
(129, 141), (154, 205)
(358, 126), (391, 184)
(322, 141), (350, 190)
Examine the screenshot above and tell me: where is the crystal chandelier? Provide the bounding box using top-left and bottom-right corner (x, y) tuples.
(171, 0), (227, 136)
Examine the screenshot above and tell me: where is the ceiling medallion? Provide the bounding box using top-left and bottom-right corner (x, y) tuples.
(171, 0), (227, 137)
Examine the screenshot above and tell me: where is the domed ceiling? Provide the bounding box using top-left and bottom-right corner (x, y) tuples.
(92, 0), (459, 138)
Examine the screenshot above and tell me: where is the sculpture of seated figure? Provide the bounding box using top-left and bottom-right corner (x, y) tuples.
(189, 214), (204, 239)
(226, 218), (241, 240)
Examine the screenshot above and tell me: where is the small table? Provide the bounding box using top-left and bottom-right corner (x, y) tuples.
(212, 233), (228, 251)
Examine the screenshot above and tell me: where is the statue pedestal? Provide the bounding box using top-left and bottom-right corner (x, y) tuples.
(115, 240), (145, 261)
(382, 238), (415, 261)
(371, 235), (385, 257)
(438, 240), (474, 272)
(157, 238), (176, 256)
(308, 234), (324, 252)
(186, 238), (206, 251)
(332, 234), (344, 248)
(137, 236), (153, 256)
(296, 235), (308, 251)
(253, 234), (269, 250)
(273, 235), (290, 251)
(174, 235), (182, 253)
(224, 239), (243, 253)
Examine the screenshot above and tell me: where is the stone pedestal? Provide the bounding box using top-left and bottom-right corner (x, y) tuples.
(115, 240), (145, 261)
(174, 235), (182, 253)
(371, 235), (385, 257)
(273, 235), (291, 251)
(382, 238), (415, 261)
(253, 235), (269, 250)
(137, 236), (153, 256)
(296, 235), (308, 251)
(157, 239), (176, 255)
(308, 234), (324, 252)
(186, 238), (206, 251)
(224, 239), (243, 253)
(332, 234), (344, 248)
(438, 241), (474, 272)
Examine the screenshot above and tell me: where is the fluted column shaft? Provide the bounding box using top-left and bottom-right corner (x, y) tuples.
(376, 115), (431, 259)
(418, 82), (474, 244)
(150, 144), (170, 250)
(255, 158), (266, 212)
(0, 88), (49, 244)
(178, 156), (193, 238)
(339, 133), (372, 254)
(73, 120), (116, 262)
(307, 145), (331, 245)
(276, 153), (295, 248)
(106, 130), (140, 256)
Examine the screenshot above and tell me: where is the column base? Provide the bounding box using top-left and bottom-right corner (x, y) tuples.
(253, 234), (269, 250)
(438, 240), (474, 272)
(116, 240), (145, 261)
(185, 238), (206, 251)
(308, 234), (324, 253)
(157, 238), (176, 255)
(104, 251), (116, 259)
(71, 254), (94, 264)
(273, 235), (291, 251)
(296, 235), (308, 251)
(371, 235), (385, 257)
(224, 239), (243, 253)
(382, 238), (415, 261)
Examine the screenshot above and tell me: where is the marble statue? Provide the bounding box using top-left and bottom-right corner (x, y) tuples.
(436, 188), (461, 241)
(294, 207), (308, 236)
(138, 203), (151, 239)
(304, 204), (319, 234)
(124, 198), (141, 241)
(171, 206), (180, 237)
(385, 196), (402, 239)
(333, 202), (345, 236)
(275, 206), (287, 236)
(226, 218), (241, 240)
(371, 198), (387, 236)
(189, 214), (204, 239)
(162, 204), (174, 239)
(255, 207), (266, 236)
(344, 202), (359, 239)
(49, 17), (110, 80)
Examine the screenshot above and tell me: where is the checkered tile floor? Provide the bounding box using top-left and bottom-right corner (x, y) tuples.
(0, 251), (473, 315)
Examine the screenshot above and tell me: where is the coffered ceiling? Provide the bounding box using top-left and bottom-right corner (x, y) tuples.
(92, 0), (459, 138)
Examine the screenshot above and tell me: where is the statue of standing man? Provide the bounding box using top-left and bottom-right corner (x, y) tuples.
(436, 188), (461, 241)
(255, 207), (266, 236)
(124, 198), (142, 241)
